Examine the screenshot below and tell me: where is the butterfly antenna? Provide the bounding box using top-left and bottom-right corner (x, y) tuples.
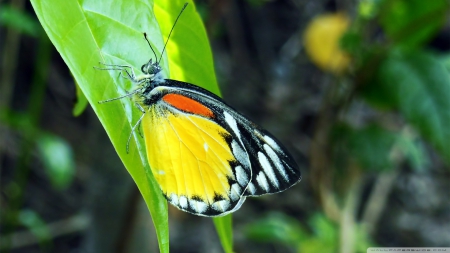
(143, 32), (158, 61)
(157, 3), (188, 65)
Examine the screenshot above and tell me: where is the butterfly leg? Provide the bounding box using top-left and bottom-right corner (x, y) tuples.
(125, 101), (147, 153)
(135, 102), (145, 138)
(96, 62), (138, 83)
(127, 110), (146, 153)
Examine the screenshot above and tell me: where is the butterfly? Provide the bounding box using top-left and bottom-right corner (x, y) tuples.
(98, 3), (301, 217)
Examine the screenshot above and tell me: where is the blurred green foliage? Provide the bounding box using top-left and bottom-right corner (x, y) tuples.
(18, 209), (52, 250)
(1, 3), (76, 251)
(245, 213), (372, 253)
(0, 4), (41, 36)
(379, 0), (447, 49)
(361, 50), (450, 162)
(36, 134), (75, 189)
(249, 0), (450, 251)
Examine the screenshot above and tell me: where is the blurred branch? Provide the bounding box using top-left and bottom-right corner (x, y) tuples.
(339, 164), (363, 253)
(0, 0), (25, 108)
(223, 0), (251, 68)
(0, 0), (26, 209)
(0, 214), (89, 251)
(115, 185), (140, 253)
(312, 118), (342, 223)
(310, 79), (347, 223)
(204, 0), (229, 37)
(1, 30), (52, 252)
(361, 169), (399, 235)
(361, 125), (410, 235)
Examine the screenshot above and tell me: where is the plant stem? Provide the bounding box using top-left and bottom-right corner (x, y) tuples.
(339, 164), (362, 253)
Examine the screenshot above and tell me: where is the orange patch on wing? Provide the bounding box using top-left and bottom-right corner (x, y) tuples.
(162, 94), (214, 118)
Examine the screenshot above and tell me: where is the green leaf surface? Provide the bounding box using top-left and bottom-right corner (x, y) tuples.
(155, 0), (219, 95)
(245, 212), (305, 246)
(213, 215), (233, 253)
(362, 50), (450, 162)
(31, 0), (222, 252)
(31, 0), (169, 251)
(333, 124), (397, 171)
(379, 0), (448, 49)
(73, 82), (88, 116)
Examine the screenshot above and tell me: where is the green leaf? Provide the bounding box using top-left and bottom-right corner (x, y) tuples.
(299, 214), (338, 252)
(154, 0), (219, 95)
(31, 0), (224, 251)
(31, 0), (170, 250)
(36, 133), (75, 189)
(362, 50), (450, 162)
(354, 225), (373, 252)
(245, 212), (305, 246)
(73, 82), (88, 116)
(18, 209), (52, 249)
(309, 213), (338, 243)
(394, 128), (429, 171)
(358, 0), (382, 20)
(333, 124), (397, 171)
(379, 0), (449, 49)
(213, 215), (233, 253)
(439, 52), (450, 73)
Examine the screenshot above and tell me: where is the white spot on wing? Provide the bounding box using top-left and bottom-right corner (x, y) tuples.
(256, 171), (270, 192)
(263, 134), (283, 153)
(169, 193), (179, 206)
(264, 144), (289, 182)
(212, 200), (231, 212)
(157, 170), (165, 175)
(258, 151), (279, 188)
(189, 199), (207, 214)
(204, 142), (209, 151)
(231, 140), (250, 170)
(235, 166), (249, 187)
(224, 111), (240, 138)
(247, 182), (256, 195)
(179, 196), (188, 209)
(230, 183), (242, 201)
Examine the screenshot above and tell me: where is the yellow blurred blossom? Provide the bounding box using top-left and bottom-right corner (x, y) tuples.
(304, 13), (351, 75)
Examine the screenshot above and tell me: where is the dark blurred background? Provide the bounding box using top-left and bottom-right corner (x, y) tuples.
(1, 0), (450, 252)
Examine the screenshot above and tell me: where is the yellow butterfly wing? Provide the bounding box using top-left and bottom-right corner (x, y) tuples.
(143, 93), (248, 216)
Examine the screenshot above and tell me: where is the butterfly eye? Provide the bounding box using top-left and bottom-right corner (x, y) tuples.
(141, 59), (152, 74)
(152, 65), (162, 75)
(141, 59), (162, 76)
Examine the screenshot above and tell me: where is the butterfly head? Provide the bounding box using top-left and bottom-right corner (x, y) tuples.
(139, 57), (164, 84)
(141, 58), (160, 75)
